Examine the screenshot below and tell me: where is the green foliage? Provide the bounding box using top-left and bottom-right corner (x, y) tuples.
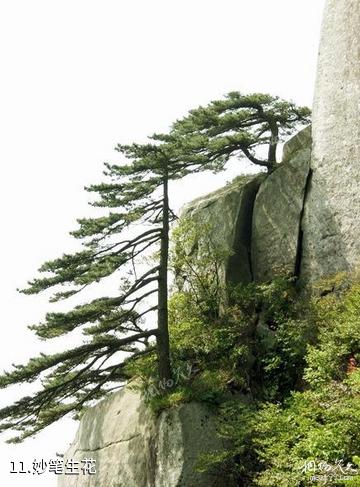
(171, 216), (232, 316)
(252, 373), (360, 486)
(251, 277), (315, 401)
(202, 275), (360, 486)
(304, 280), (360, 387)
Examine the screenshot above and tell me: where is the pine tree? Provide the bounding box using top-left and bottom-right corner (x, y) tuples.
(0, 91), (311, 443)
(0, 142), (176, 442)
(154, 92), (311, 173)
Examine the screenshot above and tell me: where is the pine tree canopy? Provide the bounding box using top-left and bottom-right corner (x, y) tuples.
(0, 91), (311, 443)
(153, 92), (311, 173)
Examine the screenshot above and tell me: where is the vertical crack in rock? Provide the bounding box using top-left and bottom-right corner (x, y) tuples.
(247, 181), (265, 282)
(226, 176), (265, 285)
(295, 167), (313, 278)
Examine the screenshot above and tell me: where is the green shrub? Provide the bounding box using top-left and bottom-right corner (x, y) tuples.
(205, 275), (360, 486)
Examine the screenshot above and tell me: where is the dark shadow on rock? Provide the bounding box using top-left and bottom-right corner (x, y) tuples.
(226, 176), (265, 286)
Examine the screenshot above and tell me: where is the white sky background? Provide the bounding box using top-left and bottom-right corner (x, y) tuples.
(0, 1), (325, 485)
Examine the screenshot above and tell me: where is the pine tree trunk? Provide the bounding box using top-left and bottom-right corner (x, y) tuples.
(157, 164), (172, 385)
(268, 119), (279, 170)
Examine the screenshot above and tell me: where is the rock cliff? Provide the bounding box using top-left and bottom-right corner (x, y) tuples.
(58, 383), (233, 487)
(301, 0), (360, 283)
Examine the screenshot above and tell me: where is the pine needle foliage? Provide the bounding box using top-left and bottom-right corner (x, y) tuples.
(0, 142), (178, 442)
(154, 92), (311, 173)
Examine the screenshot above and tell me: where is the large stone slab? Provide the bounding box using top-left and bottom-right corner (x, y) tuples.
(58, 383), (233, 487)
(57, 384), (156, 487)
(182, 175), (264, 287)
(301, 0), (360, 282)
(252, 126), (311, 282)
(155, 402), (232, 487)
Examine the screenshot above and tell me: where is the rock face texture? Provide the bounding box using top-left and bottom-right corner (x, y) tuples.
(58, 385), (155, 487)
(155, 402), (232, 487)
(58, 384), (232, 487)
(252, 126), (311, 282)
(182, 175), (265, 286)
(301, 0), (360, 282)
